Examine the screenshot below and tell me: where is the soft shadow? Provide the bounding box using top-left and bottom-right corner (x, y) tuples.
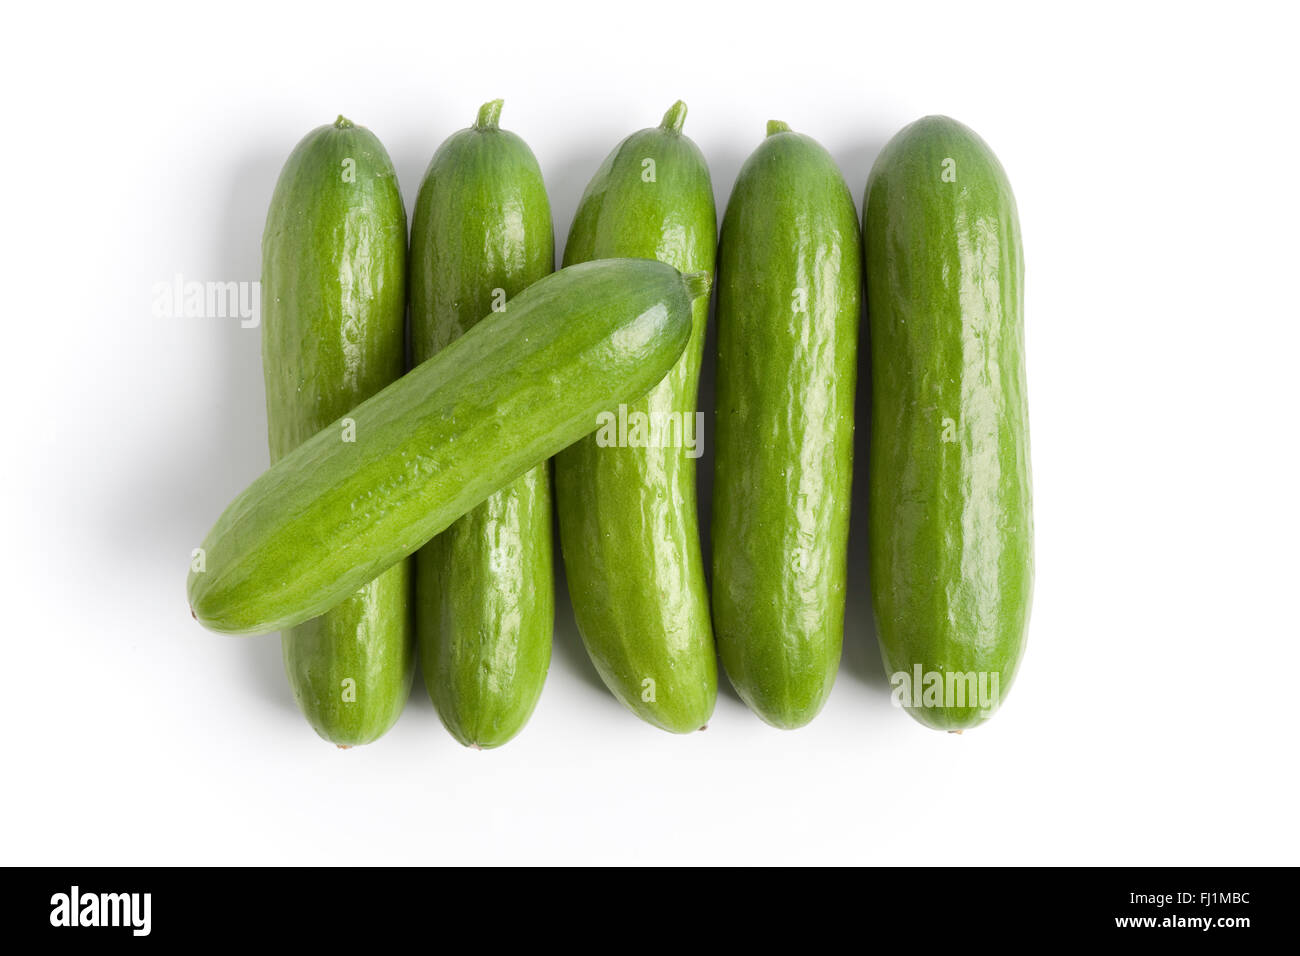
(134, 145), (294, 712)
(695, 289), (742, 706)
(839, 133), (892, 695)
(840, 312), (887, 695)
(697, 134), (748, 708)
(539, 136), (617, 256)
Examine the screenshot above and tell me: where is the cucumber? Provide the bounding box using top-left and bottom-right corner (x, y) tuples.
(188, 258), (705, 637)
(260, 116), (413, 746)
(863, 115), (1032, 731)
(711, 120), (861, 729)
(410, 101), (555, 748)
(555, 101), (717, 734)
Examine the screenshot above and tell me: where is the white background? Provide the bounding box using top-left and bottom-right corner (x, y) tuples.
(4, 1), (1297, 865)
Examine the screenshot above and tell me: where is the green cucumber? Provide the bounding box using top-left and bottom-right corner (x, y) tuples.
(260, 115), (413, 747)
(711, 120), (861, 729)
(410, 101), (555, 748)
(555, 101), (717, 734)
(863, 115), (1032, 731)
(188, 258), (705, 637)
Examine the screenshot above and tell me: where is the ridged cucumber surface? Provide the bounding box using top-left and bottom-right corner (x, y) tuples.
(864, 115), (1032, 731)
(188, 258), (705, 636)
(556, 101), (717, 733)
(261, 115), (413, 746)
(410, 101), (555, 748)
(712, 120), (861, 729)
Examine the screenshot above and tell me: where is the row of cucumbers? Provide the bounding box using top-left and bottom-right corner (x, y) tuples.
(187, 100), (1032, 746)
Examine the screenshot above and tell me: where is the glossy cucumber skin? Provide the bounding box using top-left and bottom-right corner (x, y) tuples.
(864, 116), (1032, 731)
(556, 102), (717, 734)
(712, 123), (861, 729)
(261, 117), (413, 746)
(189, 258), (700, 636)
(410, 103), (555, 749)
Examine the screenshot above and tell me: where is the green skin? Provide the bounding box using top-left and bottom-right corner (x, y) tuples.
(260, 116), (413, 747)
(712, 121), (861, 729)
(189, 259), (705, 636)
(410, 101), (555, 749)
(556, 101), (717, 734)
(864, 115), (1033, 731)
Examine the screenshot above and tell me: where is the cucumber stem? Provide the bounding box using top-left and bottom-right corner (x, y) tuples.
(475, 99), (504, 129)
(682, 271), (712, 301)
(660, 100), (688, 133)
(766, 119), (792, 136)
(334, 115), (354, 130)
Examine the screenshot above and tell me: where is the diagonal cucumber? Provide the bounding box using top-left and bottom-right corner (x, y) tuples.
(188, 258), (705, 637)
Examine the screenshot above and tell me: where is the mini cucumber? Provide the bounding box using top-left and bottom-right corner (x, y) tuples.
(410, 101), (555, 748)
(261, 116), (413, 747)
(555, 101), (717, 734)
(188, 258), (705, 637)
(712, 120), (861, 729)
(863, 116), (1032, 731)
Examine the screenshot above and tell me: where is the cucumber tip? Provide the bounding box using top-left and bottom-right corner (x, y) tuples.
(660, 99), (688, 133)
(475, 99), (504, 130)
(682, 271), (712, 301)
